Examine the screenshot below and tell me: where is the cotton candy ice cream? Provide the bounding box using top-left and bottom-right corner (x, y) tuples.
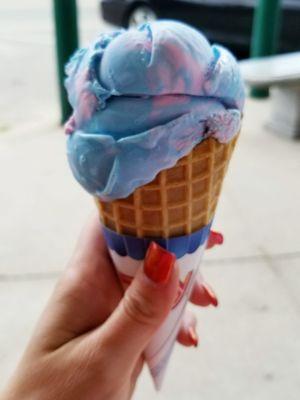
(65, 20), (245, 201)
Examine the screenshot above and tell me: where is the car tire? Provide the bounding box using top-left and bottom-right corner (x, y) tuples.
(127, 4), (157, 28)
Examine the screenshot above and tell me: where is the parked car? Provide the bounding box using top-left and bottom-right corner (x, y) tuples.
(100, 0), (300, 58)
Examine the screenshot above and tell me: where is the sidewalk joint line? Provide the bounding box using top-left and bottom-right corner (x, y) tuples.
(1, 251), (300, 282)
(204, 250), (300, 266)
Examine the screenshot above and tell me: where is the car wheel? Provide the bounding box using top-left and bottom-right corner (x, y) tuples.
(128, 5), (157, 28)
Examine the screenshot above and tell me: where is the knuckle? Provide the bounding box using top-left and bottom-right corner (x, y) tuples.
(122, 288), (160, 327)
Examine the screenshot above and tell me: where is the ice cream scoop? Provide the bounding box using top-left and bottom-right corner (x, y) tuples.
(65, 20), (245, 201)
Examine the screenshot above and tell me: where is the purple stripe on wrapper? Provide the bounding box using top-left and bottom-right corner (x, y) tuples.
(103, 228), (127, 256)
(124, 235), (146, 259)
(102, 222), (212, 260)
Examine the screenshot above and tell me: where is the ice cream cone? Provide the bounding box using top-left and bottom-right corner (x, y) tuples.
(94, 134), (239, 388)
(95, 135), (238, 237)
(64, 17), (245, 391)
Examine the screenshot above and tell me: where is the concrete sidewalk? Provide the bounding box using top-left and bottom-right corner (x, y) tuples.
(1, 98), (300, 399)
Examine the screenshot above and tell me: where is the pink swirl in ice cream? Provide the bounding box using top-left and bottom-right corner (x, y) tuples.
(65, 21), (245, 201)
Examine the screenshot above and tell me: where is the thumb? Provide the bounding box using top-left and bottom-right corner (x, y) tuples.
(94, 242), (178, 367)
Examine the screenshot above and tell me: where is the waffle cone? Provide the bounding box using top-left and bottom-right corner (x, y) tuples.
(95, 135), (239, 238)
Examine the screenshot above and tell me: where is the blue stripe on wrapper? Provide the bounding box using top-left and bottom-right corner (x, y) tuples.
(102, 222), (212, 260)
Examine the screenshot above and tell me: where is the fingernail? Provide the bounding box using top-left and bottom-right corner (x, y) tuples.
(202, 283), (219, 307)
(188, 327), (198, 347)
(213, 231), (224, 245)
(144, 242), (176, 284)
(210, 231), (224, 245)
(206, 231), (224, 249)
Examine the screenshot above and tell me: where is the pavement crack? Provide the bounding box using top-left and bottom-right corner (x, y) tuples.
(1, 251), (300, 282)
(258, 246), (300, 314)
(0, 271), (61, 282)
(204, 250), (300, 267)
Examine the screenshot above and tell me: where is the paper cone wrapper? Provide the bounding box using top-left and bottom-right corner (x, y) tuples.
(95, 135), (239, 388)
(102, 224), (211, 389)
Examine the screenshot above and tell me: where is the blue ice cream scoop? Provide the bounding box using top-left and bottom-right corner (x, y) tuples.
(65, 20), (245, 201)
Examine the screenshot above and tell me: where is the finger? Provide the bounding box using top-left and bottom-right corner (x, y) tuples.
(206, 230), (224, 249)
(177, 310), (198, 347)
(64, 212), (119, 288)
(57, 212), (122, 309)
(33, 214), (123, 349)
(189, 275), (218, 307)
(90, 242), (179, 369)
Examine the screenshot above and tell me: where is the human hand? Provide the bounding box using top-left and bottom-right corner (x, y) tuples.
(1, 216), (220, 400)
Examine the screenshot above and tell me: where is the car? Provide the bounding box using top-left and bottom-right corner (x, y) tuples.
(100, 0), (300, 58)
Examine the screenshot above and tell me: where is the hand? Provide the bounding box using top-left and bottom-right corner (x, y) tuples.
(1, 216), (220, 400)
(177, 229), (221, 346)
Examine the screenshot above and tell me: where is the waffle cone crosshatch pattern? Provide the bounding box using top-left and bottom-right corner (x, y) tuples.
(95, 135), (239, 238)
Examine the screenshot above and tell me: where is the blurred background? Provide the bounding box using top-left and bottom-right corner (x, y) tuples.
(101, 0), (300, 58)
(0, 1), (300, 399)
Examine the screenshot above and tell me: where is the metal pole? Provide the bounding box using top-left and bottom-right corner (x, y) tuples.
(250, 0), (281, 98)
(53, 0), (79, 124)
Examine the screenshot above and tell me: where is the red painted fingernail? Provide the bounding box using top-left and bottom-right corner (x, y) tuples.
(207, 231), (224, 249)
(188, 327), (198, 347)
(213, 231), (224, 245)
(202, 283), (219, 307)
(144, 242), (176, 284)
